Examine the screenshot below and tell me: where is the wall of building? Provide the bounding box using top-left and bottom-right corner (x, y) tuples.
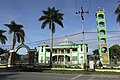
(37, 44), (88, 68)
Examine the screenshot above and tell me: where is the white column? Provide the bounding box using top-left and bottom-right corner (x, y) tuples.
(64, 49), (66, 65)
(38, 47), (41, 63)
(57, 49), (59, 63)
(70, 49), (72, 65)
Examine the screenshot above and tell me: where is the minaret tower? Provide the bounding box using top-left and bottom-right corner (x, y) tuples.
(95, 8), (110, 64)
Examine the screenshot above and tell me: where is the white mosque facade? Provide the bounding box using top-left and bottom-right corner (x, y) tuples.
(37, 38), (88, 68)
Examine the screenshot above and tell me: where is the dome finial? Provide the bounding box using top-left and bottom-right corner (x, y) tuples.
(59, 36), (74, 45)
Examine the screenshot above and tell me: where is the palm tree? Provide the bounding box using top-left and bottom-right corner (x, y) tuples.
(115, 2), (120, 23)
(0, 30), (7, 45)
(4, 20), (25, 50)
(38, 7), (64, 66)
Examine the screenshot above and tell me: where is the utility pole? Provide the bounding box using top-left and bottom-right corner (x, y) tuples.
(76, 7), (89, 70)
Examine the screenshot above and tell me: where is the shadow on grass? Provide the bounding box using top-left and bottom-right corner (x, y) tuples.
(17, 65), (52, 72)
(0, 64), (52, 72)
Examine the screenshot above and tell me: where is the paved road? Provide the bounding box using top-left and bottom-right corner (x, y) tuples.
(0, 72), (120, 80)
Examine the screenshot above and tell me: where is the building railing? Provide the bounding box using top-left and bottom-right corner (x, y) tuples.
(0, 60), (8, 64)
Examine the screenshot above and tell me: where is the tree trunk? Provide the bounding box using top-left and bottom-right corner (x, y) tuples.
(50, 22), (53, 67)
(12, 33), (16, 50)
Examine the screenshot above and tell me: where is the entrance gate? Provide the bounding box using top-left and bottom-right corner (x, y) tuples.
(8, 43), (36, 67)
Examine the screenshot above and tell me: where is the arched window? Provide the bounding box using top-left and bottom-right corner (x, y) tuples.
(98, 14), (104, 19)
(100, 30), (105, 35)
(101, 47), (107, 53)
(99, 22), (105, 27)
(100, 38), (106, 44)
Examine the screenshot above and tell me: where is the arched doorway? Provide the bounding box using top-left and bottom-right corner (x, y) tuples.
(8, 43), (36, 67)
(16, 48), (28, 66)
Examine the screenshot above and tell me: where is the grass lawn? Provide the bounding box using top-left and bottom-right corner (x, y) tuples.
(40, 69), (120, 75)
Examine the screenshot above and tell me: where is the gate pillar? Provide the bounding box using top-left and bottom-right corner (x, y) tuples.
(28, 49), (36, 65)
(8, 50), (16, 67)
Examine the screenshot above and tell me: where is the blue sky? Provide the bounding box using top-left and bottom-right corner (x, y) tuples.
(0, 0), (120, 54)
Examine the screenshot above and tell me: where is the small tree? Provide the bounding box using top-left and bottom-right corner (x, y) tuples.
(109, 44), (120, 64)
(0, 30), (7, 45)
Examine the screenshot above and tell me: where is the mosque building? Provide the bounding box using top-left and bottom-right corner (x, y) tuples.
(37, 38), (88, 68)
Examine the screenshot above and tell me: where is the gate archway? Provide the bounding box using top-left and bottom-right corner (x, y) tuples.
(8, 43), (36, 67)
(15, 43), (30, 52)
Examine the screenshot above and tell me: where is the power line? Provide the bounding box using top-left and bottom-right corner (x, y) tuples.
(84, 30), (120, 34)
(1, 30), (120, 48)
